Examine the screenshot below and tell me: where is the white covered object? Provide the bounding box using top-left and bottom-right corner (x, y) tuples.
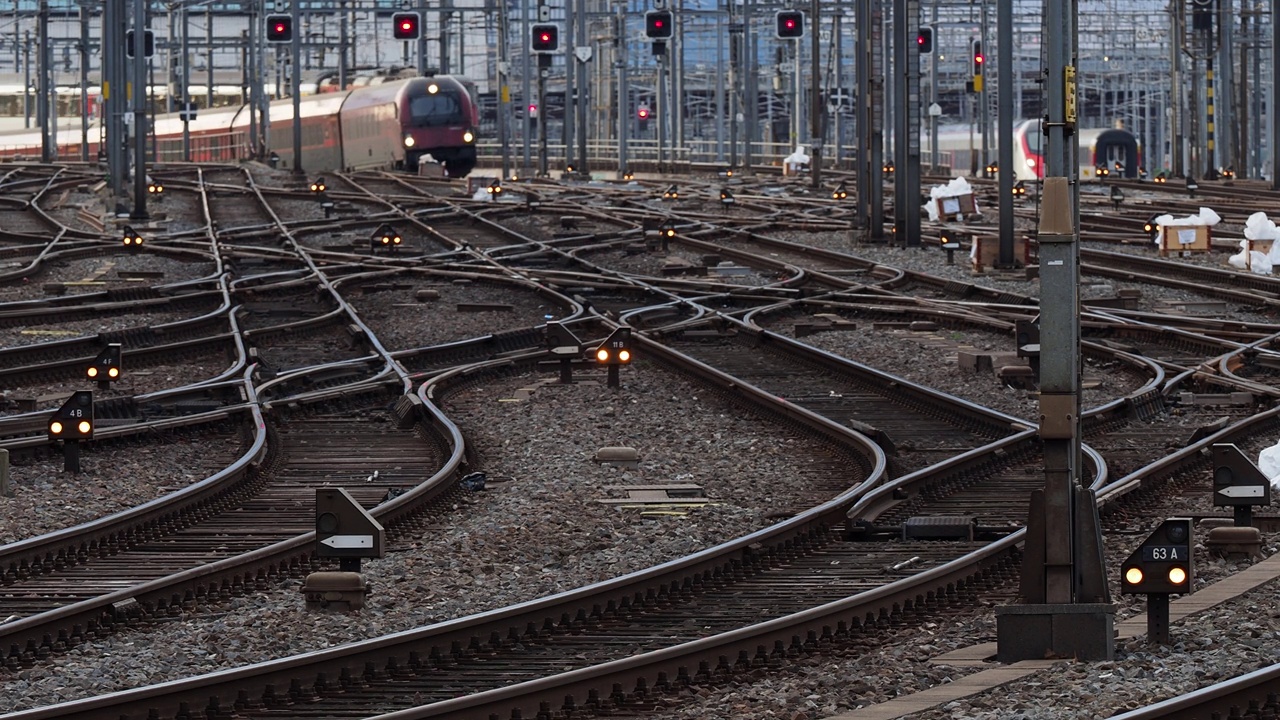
(784, 146), (810, 166)
(1259, 441), (1280, 492)
(923, 177), (977, 222)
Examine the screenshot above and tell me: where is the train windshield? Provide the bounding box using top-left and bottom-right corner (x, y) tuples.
(409, 91), (466, 127)
(1023, 123), (1042, 156)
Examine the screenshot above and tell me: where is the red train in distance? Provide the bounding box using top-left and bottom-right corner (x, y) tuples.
(0, 75), (480, 177)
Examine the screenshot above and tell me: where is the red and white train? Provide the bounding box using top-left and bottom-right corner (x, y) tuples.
(0, 75), (481, 177)
(926, 119), (1141, 181)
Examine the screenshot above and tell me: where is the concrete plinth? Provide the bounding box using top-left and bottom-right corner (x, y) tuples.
(995, 603), (1116, 662)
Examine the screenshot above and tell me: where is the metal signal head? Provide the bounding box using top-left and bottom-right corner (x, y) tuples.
(266, 14), (292, 42)
(392, 12), (421, 40)
(531, 23), (560, 52)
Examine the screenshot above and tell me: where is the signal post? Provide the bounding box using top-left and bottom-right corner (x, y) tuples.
(995, 0), (1114, 663)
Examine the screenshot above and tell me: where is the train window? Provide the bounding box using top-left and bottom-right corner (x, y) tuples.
(409, 92), (465, 127)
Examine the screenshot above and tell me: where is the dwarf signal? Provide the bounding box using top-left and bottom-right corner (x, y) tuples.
(48, 391), (94, 441)
(49, 390), (94, 472)
(1121, 517), (1193, 644)
(595, 328), (632, 365)
(372, 224), (403, 252)
(122, 226), (144, 247)
(87, 343), (122, 388)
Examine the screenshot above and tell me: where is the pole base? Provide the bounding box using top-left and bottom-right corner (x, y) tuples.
(995, 603), (1115, 662)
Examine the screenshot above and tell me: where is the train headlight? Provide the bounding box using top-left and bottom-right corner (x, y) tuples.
(427, 83), (439, 95)
(462, 130), (475, 143)
(403, 135), (415, 148)
(1025, 157), (1037, 169)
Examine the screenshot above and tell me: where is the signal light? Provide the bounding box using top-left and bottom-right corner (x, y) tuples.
(719, 188), (734, 206)
(266, 14), (293, 43)
(1120, 518), (1193, 596)
(122, 226), (143, 246)
(645, 10), (673, 39)
(662, 185), (679, 200)
(372, 224), (402, 252)
(531, 23), (560, 53)
(917, 26), (933, 54)
(88, 343), (123, 388)
(1143, 213), (1160, 237)
(392, 12), (421, 40)
(309, 177), (326, 194)
(970, 39), (984, 91)
(594, 327), (633, 365)
(49, 390), (94, 441)
(775, 10), (805, 39)
(147, 181), (164, 195)
(125, 29), (154, 58)
(1012, 181), (1028, 198)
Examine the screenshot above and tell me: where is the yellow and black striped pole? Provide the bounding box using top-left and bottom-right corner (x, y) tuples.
(1206, 57), (1217, 178)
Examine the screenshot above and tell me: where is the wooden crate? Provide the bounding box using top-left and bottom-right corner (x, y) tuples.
(971, 234), (1031, 271)
(935, 193), (977, 220)
(1245, 239), (1275, 272)
(1158, 225), (1210, 256)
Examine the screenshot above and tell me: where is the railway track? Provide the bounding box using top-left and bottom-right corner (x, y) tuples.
(3, 163), (1280, 719)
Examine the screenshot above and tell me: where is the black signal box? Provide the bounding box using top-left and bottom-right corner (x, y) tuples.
(546, 321), (582, 355)
(392, 12), (421, 40)
(316, 487), (385, 563)
(266, 14), (293, 42)
(1212, 443), (1271, 508)
(49, 390), (94, 441)
(594, 327), (632, 365)
(1120, 518), (1193, 596)
(87, 343), (122, 387)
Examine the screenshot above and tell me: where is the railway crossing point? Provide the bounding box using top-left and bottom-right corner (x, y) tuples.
(303, 487), (384, 612)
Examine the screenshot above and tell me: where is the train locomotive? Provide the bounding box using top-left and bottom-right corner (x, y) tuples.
(925, 119), (1141, 181)
(0, 74), (480, 177)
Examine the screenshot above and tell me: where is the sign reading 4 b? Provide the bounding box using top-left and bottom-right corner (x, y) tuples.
(49, 391), (94, 441)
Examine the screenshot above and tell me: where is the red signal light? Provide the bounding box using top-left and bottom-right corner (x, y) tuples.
(391, 12), (421, 40)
